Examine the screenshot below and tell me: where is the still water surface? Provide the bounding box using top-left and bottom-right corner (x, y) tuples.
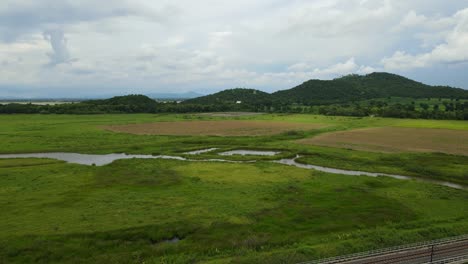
(184, 148), (219, 155)
(219, 150), (279, 156)
(0, 152), (465, 190)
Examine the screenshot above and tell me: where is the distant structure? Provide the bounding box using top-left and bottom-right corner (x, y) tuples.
(236, 101), (242, 104)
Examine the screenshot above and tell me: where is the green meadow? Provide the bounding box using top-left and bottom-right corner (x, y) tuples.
(0, 114), (467, 263)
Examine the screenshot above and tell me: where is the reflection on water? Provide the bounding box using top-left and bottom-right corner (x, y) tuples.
(0, 152), (252, 166)
(0, 153), (185, 166)
(184, 148), (219, 155)
(219, 150), (279, 156)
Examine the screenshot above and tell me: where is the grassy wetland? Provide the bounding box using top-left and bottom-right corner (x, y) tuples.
(1, 113), (468, 263)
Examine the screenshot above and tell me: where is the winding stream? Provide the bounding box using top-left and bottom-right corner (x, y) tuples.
(0, 152), (465, 190)
(219, 150), (280, 156)
(274, 156), (465, 190)
(184, 148), (219, 155)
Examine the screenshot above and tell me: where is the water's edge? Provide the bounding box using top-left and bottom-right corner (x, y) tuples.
(0, 152), (465, 190)
(274, 156), (465, 190)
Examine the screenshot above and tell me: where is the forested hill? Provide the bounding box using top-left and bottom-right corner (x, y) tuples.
(184, 88), (270, 105)
(272, 72), (468, 104)
(83, 94), (158, 112)
(85, 94), (157, 106)
(184, 72), (468, 105)
(1, 73), (468, 119)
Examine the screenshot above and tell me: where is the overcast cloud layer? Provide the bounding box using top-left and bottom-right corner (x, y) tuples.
(1, 0), (468, 98)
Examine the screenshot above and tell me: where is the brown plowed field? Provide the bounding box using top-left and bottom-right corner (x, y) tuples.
(104, 121), (324, 136)
(299, 127), (468, 156)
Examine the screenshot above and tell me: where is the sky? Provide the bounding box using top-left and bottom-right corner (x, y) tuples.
(1, 0), (468, 98)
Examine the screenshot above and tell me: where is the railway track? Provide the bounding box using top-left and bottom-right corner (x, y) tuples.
(300, 235), (468, 264)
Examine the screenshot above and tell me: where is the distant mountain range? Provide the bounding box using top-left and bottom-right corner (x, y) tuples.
(0, 92), (203, 101)
(2, 73), (467, 119)
(2, 73), (467, 105)
(185, 72), (468, 105)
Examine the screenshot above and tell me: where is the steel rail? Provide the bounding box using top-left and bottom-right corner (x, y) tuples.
(299, 235), (468, 264)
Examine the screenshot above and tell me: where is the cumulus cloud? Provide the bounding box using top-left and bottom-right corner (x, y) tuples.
(399, 11), (428, 28)
(287, 58), (374, 79)
(383, 8), (468, 70)
(1, 0), (468, 97)
(394, 10), (456, 32)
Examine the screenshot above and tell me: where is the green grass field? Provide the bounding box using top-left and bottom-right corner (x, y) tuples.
(0, 113), (467, 263)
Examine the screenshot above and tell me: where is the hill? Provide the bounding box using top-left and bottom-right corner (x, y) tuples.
(85, 94), (157, 106)
(1, 73), (467, 119)
(184, 88), (271, 105)
(185, 73), (468, 106)
(79, 95), (158, 113)
(272, 73), (468, 104)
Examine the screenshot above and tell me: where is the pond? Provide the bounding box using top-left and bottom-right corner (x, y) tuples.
(0, 153), (185, 166)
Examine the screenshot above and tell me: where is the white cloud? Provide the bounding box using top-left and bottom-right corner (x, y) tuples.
(1, 0), (468, 96)
(272, 58), (376, 87)
(394, 10), (456, 32)
(287, 58), (363, 78)
(383, 8), (468, 70)
(395, 11), (428, 30)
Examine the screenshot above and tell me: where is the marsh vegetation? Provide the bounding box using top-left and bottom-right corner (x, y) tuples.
(0, 113), (467, 263)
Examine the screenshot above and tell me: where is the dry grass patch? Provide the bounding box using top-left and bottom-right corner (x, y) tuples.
(300, 127), (468, 156)
(104, 121), (324, 136)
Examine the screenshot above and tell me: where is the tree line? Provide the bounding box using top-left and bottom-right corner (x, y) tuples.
(1, 98), (468, 120)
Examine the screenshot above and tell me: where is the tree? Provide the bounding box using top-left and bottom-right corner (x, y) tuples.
(420, 103), (429, 110)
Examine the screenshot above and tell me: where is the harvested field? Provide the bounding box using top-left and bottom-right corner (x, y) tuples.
(300, 127), (468, 156)
(104, 120), (324, 136)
